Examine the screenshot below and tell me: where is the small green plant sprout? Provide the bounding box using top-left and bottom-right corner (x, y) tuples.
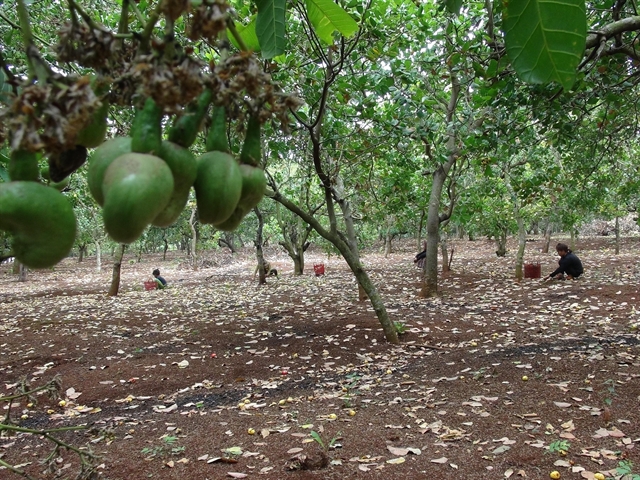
(548, 439), (571, 455)
(141, 435), (184, 458)
(393, 321), (409, 335)
(617, 459), (640, 480)
(602, 379), (617, 407)
(309, 430), (342, 451)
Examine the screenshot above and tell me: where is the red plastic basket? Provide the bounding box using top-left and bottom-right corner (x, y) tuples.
(524, 263), (541, 279)
(144, 281), (157, 291)
(313, 263), (325, 276)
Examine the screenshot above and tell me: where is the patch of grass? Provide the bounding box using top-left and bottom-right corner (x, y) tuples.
(393, 321), (408, 335)
(548, 440), (570, 455)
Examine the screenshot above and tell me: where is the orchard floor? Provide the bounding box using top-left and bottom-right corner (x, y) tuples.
(1, 237), (639, 480)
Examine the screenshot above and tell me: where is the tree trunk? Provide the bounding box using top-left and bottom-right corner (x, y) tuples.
(570, 230), (576, 251)
(189, 208), (198, 271)
(335, 176), (368, 301)
(276, 203), (311, 276)
(254, 208), (267, 284)
(95, 241), (102, 272)
(421, 166), (449, 297)
(163, 237), (169, 261)
(441, 237), (450, 273)
(495, 229), (508, 257)
(420, 68), (462, 298)
(18, 263), (27, 282)
(384, 215), (394, 257)
(515, 215), (526, 280)
(108, 243), (126, 297)
(12, 259), (20, 274)
(542, 222), (552, 253)
(271, 191), (398, 343)
(615, 216), (620, 255)
(78, 245), (86, 262)
(416, 209), (426, 251)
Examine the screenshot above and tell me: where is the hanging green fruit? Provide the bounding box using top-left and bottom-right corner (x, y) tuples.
(215, 114), (266, 231)
(239, 114), (261, 167)
(0, 181), (77, 268)
(205, 105), (230, 153)
(130, 97), (163, 154)
(8, 150), (39, 182)
(102, 152), (174, 243)
(215, 164), (266, 231)
(168, 89), (213, 149)
(76, 76), (111, 148)
(194, 151), (242, 225)
(76, 98), (109, 148)
(87, 137), (132, 206)
(152, 141), (198, 227)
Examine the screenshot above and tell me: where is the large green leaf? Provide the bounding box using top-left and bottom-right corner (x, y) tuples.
(230, 17), (261, 52)
(305, 0), (359, 44)
(255, 0), (286, 59)
(503, 0), (586, 90)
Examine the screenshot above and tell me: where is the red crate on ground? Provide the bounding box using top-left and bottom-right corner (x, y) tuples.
(313, 263), (325, 276)
(524, 263), (541, 278)
(144, 281), (157, 291)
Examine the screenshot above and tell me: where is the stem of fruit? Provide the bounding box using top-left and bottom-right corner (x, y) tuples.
(68, 0), (108, 33)
(139, 1), (164, 53)
(226, 19), (249, 52)
(16, 0), (48, 83)
(163, 16), (176, 60)
(127, 0), (148, 30)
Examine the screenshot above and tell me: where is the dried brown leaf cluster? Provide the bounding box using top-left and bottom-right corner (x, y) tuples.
(214, 53), (303, 131)
(187, 0), (231, 41)
(56, 21), (117, 72)
(161, 0), (191, 21)
(2, 77), (100, 153)
(134, 53), (206, 113)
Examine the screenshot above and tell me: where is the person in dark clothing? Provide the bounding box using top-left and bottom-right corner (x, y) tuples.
(153, 269), (167, 289)
(545, 243), (583, 280)
(414, 241), (427, 268)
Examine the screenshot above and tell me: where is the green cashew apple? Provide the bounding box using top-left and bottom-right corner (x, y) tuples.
(76, 98), (109, 148)
(152, 141), (198, 227)
(87, 137), (132, 206)
(214, 165), (266, 231)
(8, 150), (39, 182)
(77, 76), (111, 148)
(50, 177), (70, 191)
(194, 151), (242, 225)
(102, 152), (174, 244)
(0, 181), (77, 268)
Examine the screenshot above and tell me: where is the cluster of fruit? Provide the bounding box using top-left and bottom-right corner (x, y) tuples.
(1, 86), (266, 269)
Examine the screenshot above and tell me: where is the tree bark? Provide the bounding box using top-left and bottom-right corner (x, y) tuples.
(542, 222), (552, 253)
(441, 237), (450, 273)
(18, 262), (27, 282)
(421, 164), (449, 297)
(615, 216), (620, 255)
(108, 243), (126, 297)
(420, 67), (462, 298)
(78, 245), (86, 262)
(189, 208), (198, 271)
(95, 241), (102, 272)
(416, 209), (426, 251)
(495, 229), (508, 257)
(515, 215), (526, 280)
(270, 190), (398, 343)
(277, 202), (312, 275)
(254, 207), (267, 284)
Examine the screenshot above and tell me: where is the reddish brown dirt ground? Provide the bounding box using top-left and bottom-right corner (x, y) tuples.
(1, 237), (639, 480)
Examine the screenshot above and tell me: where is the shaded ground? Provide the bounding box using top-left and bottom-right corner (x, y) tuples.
(1, 237), (639, 480)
